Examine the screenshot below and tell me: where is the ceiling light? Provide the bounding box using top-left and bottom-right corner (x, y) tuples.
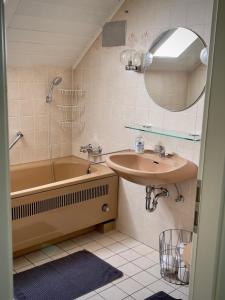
(153, 28), (198, 58)
(200, 47), (208, 65)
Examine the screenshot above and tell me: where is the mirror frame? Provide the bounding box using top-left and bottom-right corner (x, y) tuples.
(144, 27), (207, 112)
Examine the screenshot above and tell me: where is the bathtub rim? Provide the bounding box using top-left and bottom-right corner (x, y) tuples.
(11, 155), (116, 199)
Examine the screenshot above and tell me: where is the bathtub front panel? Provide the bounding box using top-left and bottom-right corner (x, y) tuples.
(12, 175), (118, 253)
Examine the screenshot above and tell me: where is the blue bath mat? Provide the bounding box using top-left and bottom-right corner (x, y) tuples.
(14, 249), (123, 300)
(145, 291), (182, 300)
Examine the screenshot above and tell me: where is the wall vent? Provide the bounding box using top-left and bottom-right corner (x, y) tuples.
(102, 20), (126, 47)
(12, 184), (109, 221)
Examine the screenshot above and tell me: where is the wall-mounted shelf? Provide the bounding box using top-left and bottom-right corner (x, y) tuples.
(57, 104), (85, 113)
(59, 120), (85, 130)
(125, 124), (201, 141)
(58, 89), (85, 96)
(57, 88), (85, 131)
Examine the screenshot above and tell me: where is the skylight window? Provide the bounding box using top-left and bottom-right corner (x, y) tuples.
(153, 28), (198, 58)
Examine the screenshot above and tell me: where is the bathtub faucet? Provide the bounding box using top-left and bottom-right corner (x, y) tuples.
(80, 144), (102, 156)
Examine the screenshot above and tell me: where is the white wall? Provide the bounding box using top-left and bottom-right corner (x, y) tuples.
(72, 0), (213, 249)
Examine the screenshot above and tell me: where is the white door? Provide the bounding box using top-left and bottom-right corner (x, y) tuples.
(190, 0), (225, 299)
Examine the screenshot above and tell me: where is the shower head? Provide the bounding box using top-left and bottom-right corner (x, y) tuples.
(52, 76), (62, 86)
(46, 76), (63, 103)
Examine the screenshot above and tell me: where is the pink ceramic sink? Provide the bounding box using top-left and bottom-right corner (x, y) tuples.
(106, 151), (197, 186)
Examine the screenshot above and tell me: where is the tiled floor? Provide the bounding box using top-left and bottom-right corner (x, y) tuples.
(13, 230), (189, 300)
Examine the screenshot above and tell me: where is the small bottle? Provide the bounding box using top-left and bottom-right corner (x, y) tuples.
(135, 135), (144, 154)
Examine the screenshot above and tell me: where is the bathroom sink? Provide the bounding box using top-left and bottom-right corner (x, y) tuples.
(106, 151), (197, 185)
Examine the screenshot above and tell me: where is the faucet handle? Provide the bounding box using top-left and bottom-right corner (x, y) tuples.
(80, 143), (102, 156)
(80, 144), (92, 153)
(92, 144), (102, 155)
(154, 144), (165, 152)
(154, 144), (166, 157)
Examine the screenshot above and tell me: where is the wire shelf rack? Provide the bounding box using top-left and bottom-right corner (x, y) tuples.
(58, 89), (85, 96)
(59, 120), (85, 130)
(57, 87), (85, 130)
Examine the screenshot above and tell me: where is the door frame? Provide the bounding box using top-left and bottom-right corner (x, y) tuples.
(1, 0), (225, 299)
(190, 0), (225, 299)
(0, 0), (13, 299)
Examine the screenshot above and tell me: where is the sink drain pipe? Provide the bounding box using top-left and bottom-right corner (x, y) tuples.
(145, 184), (184, 212)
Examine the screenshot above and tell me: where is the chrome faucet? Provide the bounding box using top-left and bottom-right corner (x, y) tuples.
(80, 144), (102, 156)
(154, 144), (166, 158)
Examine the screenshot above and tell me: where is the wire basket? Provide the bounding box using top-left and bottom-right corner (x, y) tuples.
(159, 229), (192, 285)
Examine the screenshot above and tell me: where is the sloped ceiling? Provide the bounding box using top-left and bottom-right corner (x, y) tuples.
(5, 0), (124, 67)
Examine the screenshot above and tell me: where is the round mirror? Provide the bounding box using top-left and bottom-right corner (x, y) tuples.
(144, 27), (207, 111)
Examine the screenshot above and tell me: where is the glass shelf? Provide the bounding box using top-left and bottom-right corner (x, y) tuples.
(125, 124), (201, 141)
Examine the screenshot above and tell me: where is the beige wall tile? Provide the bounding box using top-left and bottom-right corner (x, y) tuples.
(71, 0), (213, 248)
(7, 66), (73, 164)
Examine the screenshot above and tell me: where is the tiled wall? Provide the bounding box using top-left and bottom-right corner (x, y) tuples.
(7, 66), (73, 165)
(72, 0), (213, 249)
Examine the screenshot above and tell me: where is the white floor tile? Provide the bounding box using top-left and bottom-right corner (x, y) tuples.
(120, 238), (141, 248)
(177, 285), (189, 296)
(15, 230), (180, 299)
(170, 289), (188, 300)
(119, 262), (142, 277)
(13, 257), (31, 269)
(146, 264), (161, 279)
(104, 230), (117, 236)
(56, 239), (77, 251)
(67, 246), (83, 254)
(148, 279), (175, 294)
(161, 278), (179, 289)
(132, 257), (156, 270)
(88, 295), (104, 300)
(34, 258), (51, 266)
(106, 255), (128, 268)
(76, 291), (97, 300)
(117, 278), (143, 294)
(25, 250), (49, 263)
(51, 252), (68, 260)
(85, 231), (103, 240)
(107, 242), (128, 254)
(16, 264), (34, 273)
(99, 285), (127, 300)
(73, 236), (92, 246)
(95, 283), (113, 293)
(112, 274), (129, 284)
(119, 249), (141, 262)
(108, 232), (129, 242)
(145, 250), (160, 263)
(41, 245), (65, 257)
(96, 237), (115, 247)
(132, 271), (158, 286)
(132, 288), (154, 300)
(94, 248), (114, 259)
(133, 244), (154, 256)
(83, 241), (103, 252)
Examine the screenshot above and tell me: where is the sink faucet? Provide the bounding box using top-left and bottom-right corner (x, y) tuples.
(80, 143), (102, 156)
(154, 144), (166, 158)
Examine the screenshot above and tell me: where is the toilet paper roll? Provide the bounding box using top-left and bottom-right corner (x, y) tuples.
(177, 261), (189, 283)
(161, 255), (177, 273)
